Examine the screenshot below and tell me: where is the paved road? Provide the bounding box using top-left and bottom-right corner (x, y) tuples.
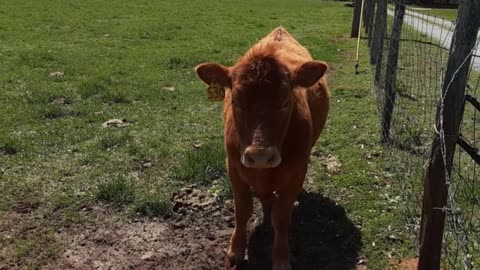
(387, 8), (480, 70)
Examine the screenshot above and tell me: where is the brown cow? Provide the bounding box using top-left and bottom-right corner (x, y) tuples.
(195, 27), (329, 270)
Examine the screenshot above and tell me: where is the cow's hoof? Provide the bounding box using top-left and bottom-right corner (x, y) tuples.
(224, 249), (246, 269)
(272, 260), (291, 270)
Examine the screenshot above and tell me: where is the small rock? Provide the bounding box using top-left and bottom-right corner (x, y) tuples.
(51, 97), (70, 105)
(102, 118), (129, 128)
(141, 160), (153, 169)
(387, 234), (400, 241)
(325, 155), (342, 175)
(224, 216), (233, 223)
(173, 221), (186, 229)
(48, 71), (64, 77)
(193, 143), (202, 149)
(162, 86), (175, 91)
(206, 234), (216, 241)
(141, 251), (155, 261)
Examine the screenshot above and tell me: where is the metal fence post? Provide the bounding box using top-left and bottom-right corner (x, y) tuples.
(381, 1), (405, 143)
(418, 0), (480, 269)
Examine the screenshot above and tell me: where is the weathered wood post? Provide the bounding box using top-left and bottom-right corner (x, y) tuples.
(371, 0), (386, 82)
(381, 0), (405, 143)
(418, 0), (480, 269)
(363, 0), (374, 35)
(367, 0), (376, 47)
(351, 0), (363, 38)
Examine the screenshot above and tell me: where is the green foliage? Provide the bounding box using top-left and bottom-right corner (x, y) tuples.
(96, 177), (135, 205)
(131, 194), (172, 217)
(172, 141), (226, 184)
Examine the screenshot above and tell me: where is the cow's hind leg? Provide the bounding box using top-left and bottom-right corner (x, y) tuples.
(225, 172), (253, 269)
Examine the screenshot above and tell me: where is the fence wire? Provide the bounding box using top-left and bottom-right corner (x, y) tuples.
(365, 0), (479, 268)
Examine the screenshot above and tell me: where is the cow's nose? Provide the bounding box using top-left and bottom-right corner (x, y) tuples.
(241, 146), (281, 168)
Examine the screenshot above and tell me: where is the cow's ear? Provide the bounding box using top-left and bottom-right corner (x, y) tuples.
(294, 61), (328, 88)
(195, 63), (231, 88)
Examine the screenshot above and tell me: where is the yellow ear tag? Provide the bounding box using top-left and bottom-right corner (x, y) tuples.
(206, 82), (225, 102)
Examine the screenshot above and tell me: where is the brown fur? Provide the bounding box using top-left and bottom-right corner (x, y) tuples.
(195, 27), (329, 270)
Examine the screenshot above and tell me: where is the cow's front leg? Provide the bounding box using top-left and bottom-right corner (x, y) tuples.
(225, 171), (253, 269)
(271, 188), (301, 270)
(259, 198), (273, 231)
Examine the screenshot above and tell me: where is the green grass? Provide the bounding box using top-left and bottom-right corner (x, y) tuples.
(96, 177), (135, 205)
(172, 140), (226, 184)
(0, 0), (414, 269)
(411, 6), (458, 21)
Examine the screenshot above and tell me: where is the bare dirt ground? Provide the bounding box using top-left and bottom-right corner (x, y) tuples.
(35, 185), (362, 270)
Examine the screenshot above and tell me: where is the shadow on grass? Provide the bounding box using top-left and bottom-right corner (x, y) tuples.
(246, 191), (362, 270)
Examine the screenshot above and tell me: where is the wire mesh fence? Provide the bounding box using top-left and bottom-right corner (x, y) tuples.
(362, 0), (480, 268)
(443, 56), (480, 269)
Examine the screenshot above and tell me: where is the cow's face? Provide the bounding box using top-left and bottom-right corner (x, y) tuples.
(195, 57), (326, 169)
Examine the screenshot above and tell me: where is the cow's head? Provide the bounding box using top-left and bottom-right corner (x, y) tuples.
(195, 49), (327, 169)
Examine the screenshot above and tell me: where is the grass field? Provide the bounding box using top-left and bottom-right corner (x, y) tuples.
(0, 0), (416, 269)
(411, 6), (458, 21)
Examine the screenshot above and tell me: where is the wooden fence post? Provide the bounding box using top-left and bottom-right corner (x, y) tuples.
(371, 0), (386, 72)
(351, 0), (362, 38)
(381, 1), (405, 143)
(363, 0), (371, 34)
(367, 0), (376, 47)
(418, 0), (480, 269)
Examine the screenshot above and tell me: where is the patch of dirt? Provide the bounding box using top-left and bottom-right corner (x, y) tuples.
(41, 186), (361, 270)
(313, 152), (343, 176)
(389, 257), (419, 270)
(332, 35), (349, 44)
(0, 146), (17, 156)
(12, 201), (40, 214)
